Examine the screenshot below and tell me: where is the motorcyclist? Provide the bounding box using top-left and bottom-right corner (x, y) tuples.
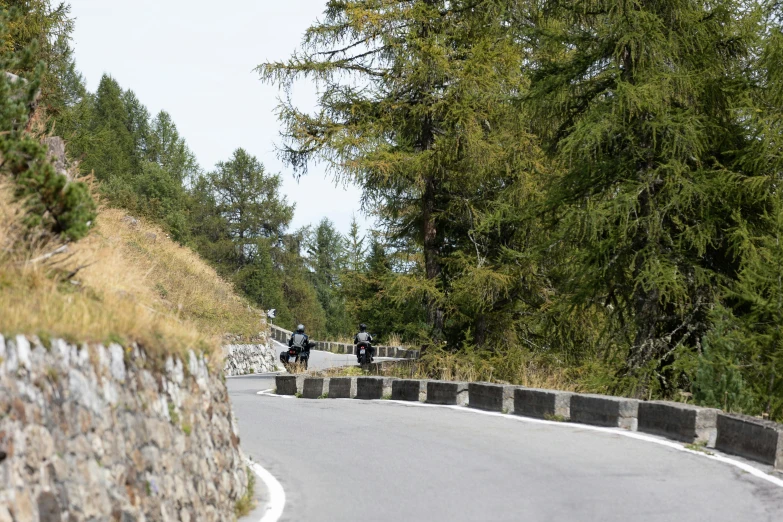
(280, 324), (310, 365)
(354, 323), (374, 363)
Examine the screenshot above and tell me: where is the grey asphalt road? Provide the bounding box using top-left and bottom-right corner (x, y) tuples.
(229, 375), (783, 522)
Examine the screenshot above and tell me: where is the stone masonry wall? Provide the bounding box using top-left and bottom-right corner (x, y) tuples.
(222, 343), (281, 377)
(0, 334), (249, 522)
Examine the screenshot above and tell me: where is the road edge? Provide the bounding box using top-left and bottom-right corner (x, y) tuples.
(246, 458), (286, 522)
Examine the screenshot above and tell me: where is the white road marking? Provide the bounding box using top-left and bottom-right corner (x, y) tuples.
(247, 458), (286, 522)
(256, 388), (783, 489)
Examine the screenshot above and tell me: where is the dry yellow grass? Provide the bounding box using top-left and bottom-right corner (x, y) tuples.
(0, 181), (264, 365)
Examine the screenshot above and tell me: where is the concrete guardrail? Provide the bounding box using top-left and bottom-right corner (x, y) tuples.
(638, 401), (718, 445)
(427, 381), (468, 406)
(392, 379), (427, 401)
(716, 413), (783, 468)
(468, 383), (514, 413)
(514, 388), (572, 420)
(272, 376), (783, 471)
(570, 394), (639, 430)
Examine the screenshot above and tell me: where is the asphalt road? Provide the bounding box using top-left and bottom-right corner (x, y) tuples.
(229, 373), (783, 521)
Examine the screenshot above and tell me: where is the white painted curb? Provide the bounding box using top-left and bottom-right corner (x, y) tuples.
(256, 388), (783, 490)
(246, 458), (286, 522)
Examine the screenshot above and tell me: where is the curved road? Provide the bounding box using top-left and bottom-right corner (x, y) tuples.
(230, 371), (783, 521)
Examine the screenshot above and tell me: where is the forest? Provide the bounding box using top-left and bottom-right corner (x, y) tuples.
(3, 0), (783, 420)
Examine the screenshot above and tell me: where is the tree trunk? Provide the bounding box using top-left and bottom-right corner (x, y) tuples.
(423, 172), (444, 336)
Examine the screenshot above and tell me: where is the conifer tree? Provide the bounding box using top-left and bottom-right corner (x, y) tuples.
(306, 218), (349, 336)
(259, 0), (542, 342)
(526, 0), (763, 393)
(0, 6), (95, 240)
(209, 148), (294, 263)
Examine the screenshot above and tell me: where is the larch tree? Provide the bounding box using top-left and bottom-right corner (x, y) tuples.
(258, 0), (544, 344)
(209, 148), (294, 263)
(526, 0), (764, 394)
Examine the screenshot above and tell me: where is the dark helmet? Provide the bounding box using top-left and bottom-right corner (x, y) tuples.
(297, 324), (305, 333)
(359, 323), (367, 331)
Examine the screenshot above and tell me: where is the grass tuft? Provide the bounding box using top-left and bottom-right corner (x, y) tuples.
(234, 467), (256, 517)
(684, 442), (713, 455)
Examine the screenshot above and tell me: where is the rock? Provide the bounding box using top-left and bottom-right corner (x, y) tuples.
(67, 368), (102, 414)
(122, 215), (140, 228)
(51, 339), (70, 366)
(23, 425), (55, 471)
(4, 339), (18, 373)
(109, 344), (127, 382)
(44, 136), (70, 181)
(141, 446), (160, 472)
(14, 335), (31, 371)
(37, 491), (61, 522)
(10, 489), (36, 522)
(0, 506), (13, 522)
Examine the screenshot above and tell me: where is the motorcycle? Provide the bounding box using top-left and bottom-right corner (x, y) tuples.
(356, 341), (373, 365)
(280, 342), (311, 370)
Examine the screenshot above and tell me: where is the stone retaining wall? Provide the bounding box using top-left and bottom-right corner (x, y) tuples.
(0, 334), (250, 521)
(275, 375), (783, 471)
(222, 342), (281, 376)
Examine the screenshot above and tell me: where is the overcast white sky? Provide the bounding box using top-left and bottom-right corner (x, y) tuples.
(68, 0), (368, 235)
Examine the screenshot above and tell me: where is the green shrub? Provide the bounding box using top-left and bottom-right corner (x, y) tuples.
(0, 13), (96, 241)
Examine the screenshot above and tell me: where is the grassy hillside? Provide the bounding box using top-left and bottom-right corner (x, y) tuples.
(0, 180), (265, 365)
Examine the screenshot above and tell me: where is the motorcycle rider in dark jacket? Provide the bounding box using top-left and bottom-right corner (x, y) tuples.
(354, 323), (373, 363)
(281, 324), (310, 364)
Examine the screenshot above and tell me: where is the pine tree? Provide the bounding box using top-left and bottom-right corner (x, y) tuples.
(0, 6), (95, 240)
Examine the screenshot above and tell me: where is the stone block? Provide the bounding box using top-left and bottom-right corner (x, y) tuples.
(570, 394), (639, 430)
(377, 346), (386, 357)
(356, 377), (395, 399)
(387, 347), (398, 358)
(345, 344), (354, 355)
(328, 377), (355, 398)
(468, 383), (515, 413)
(638, 401), (718, 445)
(392, 380), (426, 402)
(302, 378), (327, 399)
(514, 388), (573, 420)
(275, 375), (304, 396)
(716, 414), (783, 469)
(426, 381), (468, 406)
